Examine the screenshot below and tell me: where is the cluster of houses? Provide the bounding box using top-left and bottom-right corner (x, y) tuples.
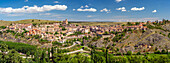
(124, 22), (147, 30)
(3, 19), (149, 43)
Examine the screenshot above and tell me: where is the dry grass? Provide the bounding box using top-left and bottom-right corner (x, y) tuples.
(0, 19), (127, 26)
(0, 20), (12, 26)
(0, 19), (61, 26)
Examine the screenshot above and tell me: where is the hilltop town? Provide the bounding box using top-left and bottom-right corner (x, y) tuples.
(0, 19), (170, 62)
(1, 19), (147, 43)
(0, 19), (169, 52)
(1, 0), (170, 62)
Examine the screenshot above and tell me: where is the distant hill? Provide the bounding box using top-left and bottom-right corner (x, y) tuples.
(70, 22), (127, 26)
(0, 19), (127, 26)
(0, 19), (61, 26)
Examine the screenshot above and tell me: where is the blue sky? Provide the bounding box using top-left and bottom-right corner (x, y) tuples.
(0, 0), (169, 22)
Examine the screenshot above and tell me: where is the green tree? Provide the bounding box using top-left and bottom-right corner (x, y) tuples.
(127, 22), (132, 26)
(54, 31), (59, 35)
(62, 27), (66, 30)
(34, 50), (39, 63)
(41, 50), (46, 63)
(33, 23), (37, 27)
(32, 20), (34, 22)
(135, 22), (140, 25)
(126, 51), (132, 55)
(0, 43), (8, 52)
(136, 52), (141, 55)
(0, 26), (6, 29)
(161, 50), (167, 54)
(26, 51), (30, 59)
(105, 49), (108, 63)
(168, 33), (170, 38)
(51, 47), (55, 63)
(104, 31), (109, 35)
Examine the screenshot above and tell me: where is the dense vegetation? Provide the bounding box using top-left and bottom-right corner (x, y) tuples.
(112, 32), (125, 42)
(1, 42), (170, 63)
(0, 40), (37, 54)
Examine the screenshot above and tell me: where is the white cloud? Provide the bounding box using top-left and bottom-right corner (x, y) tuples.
(100, 8), (111, 13)
(25, 0), (28, 2)
(87, 15), (92, 17)
(39, 13), (51, 15)
(0, 4), (67, 13)
(80, 6), (84, 8)
(152, 10), (157, 13)
(54, 1), (59, 3)
(6, 14), (24, 16)
(73, 9), (76, 11)
(115, 0), (122, 3)
(75, 5), (97, 12)
(85, 5), (89, 8)
(90, 17), (158, 22)
(77, 8), (97, 12)
(116, 7), (126, 12)
(131, 7), (145, 11)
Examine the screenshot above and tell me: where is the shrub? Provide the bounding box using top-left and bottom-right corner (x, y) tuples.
(136, 52), (141, 55)
(126, 51), (132, 55)
(39, 39), (49, 43)
(0, 26), (6, 29)
(116, 52), (121, 55)
(161, 50), (167, 54)
(154, 50), (161, 54)
(52, 41), (62, 46)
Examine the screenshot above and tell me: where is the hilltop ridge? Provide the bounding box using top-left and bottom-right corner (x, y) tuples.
(0, 19), (61, 26)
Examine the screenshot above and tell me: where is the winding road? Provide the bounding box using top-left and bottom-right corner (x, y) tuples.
(56, 42), (76, 50)
(56, 41), (81, 50)
(64, 49), (90, 55)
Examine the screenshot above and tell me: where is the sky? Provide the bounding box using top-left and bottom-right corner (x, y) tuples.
(0, 0), (170, 22)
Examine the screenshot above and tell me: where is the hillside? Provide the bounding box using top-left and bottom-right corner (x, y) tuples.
(0, 19), (127, 26)
(70, 22), (127, 26)
(0, 19), (61, 26)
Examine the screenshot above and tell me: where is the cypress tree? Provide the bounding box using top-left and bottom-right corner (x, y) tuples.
(106, 49), (108, 63)
(51, 47), (54, 63)
(91, 50), (93, 63)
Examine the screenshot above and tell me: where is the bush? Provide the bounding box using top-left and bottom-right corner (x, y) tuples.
(116, 52), (121, 55)
(126, 51), (132, 55)
(154, 50), (161, 54)
(161, 50), (167, 54)
(62, 27), (66, 30)
(0, 26), (6, 29)
(54, 31), (59, 35)
(136, 52), (141, 55)
(39, 39), (49, 43)
(52, 41), (62, 46)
